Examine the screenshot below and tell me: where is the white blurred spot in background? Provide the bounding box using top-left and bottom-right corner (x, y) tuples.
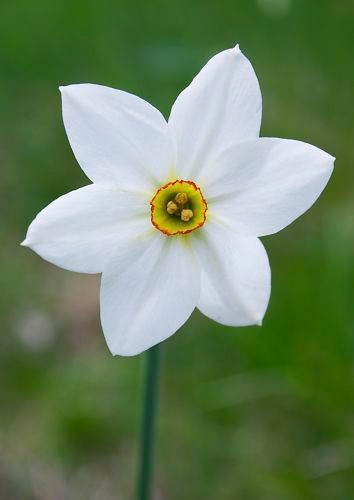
(257, 0), (292, 18)
(16, 309), (56, 352)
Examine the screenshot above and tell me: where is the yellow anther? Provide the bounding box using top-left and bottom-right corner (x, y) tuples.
(175, 192), (188, 205)
(181, 209), (194, 222)
(150, 179), (207, 235)
(166, 201), (178, 214)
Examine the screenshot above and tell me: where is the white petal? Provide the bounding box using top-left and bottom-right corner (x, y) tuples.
(192, 222), (270, 326)
(60, 84), (176, 191)
(22, 184), (150, 274)
(100, 233), (200, 356)
(208, 138), (335, 236)
(168, 45), (262, 181)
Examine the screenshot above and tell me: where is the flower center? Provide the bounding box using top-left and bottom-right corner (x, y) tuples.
(150, 180), (207, 236)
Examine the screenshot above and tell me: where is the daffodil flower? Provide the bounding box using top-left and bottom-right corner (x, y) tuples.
(22, 46), (334, 356)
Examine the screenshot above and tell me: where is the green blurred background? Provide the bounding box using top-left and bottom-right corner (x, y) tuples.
(1, 0), (353, 498)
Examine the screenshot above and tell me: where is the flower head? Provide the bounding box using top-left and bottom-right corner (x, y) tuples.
(22, 45), (335, 356)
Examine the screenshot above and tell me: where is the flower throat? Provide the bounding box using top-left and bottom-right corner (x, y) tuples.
(150, 180), (207, 236)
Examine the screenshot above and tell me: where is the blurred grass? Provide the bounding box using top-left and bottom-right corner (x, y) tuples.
(1, 0), (354, 498)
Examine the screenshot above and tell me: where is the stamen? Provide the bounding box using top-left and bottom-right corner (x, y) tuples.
(181, 209), (194, 222)
(175, 192), (188, 205)
(166, 201), (178, 214)
(150, 179), (207, 236)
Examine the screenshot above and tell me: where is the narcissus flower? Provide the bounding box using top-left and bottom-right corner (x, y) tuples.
(22, 45), (334, 356)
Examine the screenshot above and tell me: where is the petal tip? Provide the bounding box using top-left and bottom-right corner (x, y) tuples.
(231, 44), (241, 57)
(20, 238), (29, 247)
(59, 85), (71, 99)
(246, 307), (266, 327)
(109, 345), (144, 357)
(104, 334), (146, 357)
(59, 84), (77, 95)
(252, 312), (265, 327)
(324, 153), (336, 173)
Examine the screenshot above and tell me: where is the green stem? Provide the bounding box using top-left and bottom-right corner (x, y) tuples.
(137, 344), (161, 500)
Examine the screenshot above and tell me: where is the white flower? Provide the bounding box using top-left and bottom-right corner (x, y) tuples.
(22, 45), (334, 356)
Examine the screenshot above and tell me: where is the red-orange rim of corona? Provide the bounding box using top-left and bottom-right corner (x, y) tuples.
(150, 179), (208, 236)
